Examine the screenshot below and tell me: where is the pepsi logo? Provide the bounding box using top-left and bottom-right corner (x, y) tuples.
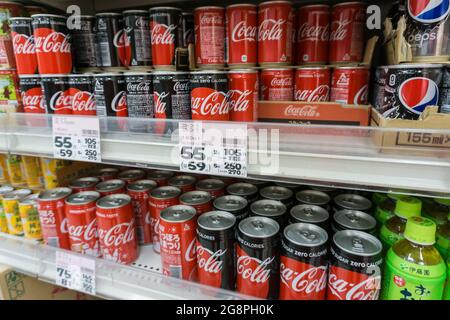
(408, 0), (450, 23)
(398, 77), (439, 115)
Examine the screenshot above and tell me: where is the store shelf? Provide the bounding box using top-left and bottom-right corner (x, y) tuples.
(1, 113), (450, 197)
(0, 233), (249, 300)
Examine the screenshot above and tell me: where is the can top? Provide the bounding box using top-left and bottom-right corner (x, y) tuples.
(191, 70), (228, 75)
(39, 187), (72, 201)
(150, 186), (181, 199)
(196, 179), (225, 191)
(274, 182), (301, 189)
(160, 205), (196, 223)
(296, 190), (330, 206)
(19, 193), (39, 205)
(227, 182), (258, 197)
(122, 9), (148, 14)
(334, 194), (372, 211)
(149, 7), (182, 12)
(250, 199), (286, 217)
(194, 6), (225, 11)
(296, 66), (330, 71)
(118, 169), (145, 180)
(334, 65), (370, 70)
(152, 70), (190, 75)
(259, 1), (293, 7)
(127, 179), (157, 192)
(333, 230), (382, 257)
(310, 186), (337, 193)
(147, 170), (174, 180)
(238, 216), (280, 239)
(214, 195), (248, 212)
(3, 189), (32, 200)
(9, 17), (32, 21)
(198, 211), (236, 231)
(284, 223), (328, 247)
(31, 14), (67, 19)
(96, 194), (131, 209)
(260, 186), (293, 201)
(332, 2), (366, 8)
(226, 3), (257, 9)
(387, 63), (444, 69)
(228, 69), (258, 74)
(290, 204), (330, 224)
(66, 191), (100, 205)
(179, 190), (212, 205)
(168, 175), (197, 187)
(68, 177), (100, 188)
(95, 179), (125, 192)
(99, 167), (119, 175)
(95, 12), (122, 16)
(0, 185), (14, 195)
(333, 210), (377, 231)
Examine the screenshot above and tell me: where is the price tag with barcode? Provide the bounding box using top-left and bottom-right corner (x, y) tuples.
(179, 122), (248, 177)
(55, 251), (96, 295)
(52, 116), (101, 163)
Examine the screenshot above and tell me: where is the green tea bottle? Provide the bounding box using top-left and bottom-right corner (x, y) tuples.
(379, 196), (422, 250)
(443, 259), (450, 300)
(436, 213), (450, 261)
(372, 192), (388, 207)
(423, 198), (450, 227)
(382, 216), (446, 300)
(374, 193), (402, 226)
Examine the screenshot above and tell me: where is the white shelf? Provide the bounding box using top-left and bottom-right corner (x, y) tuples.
(1, 113), (450, 197)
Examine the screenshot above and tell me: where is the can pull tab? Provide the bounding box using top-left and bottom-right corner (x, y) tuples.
(343, 197), (356, 206)
(304, 207), (314, 216)
(210, 215), (221, 225)
(346, 213), (360, 223)
(351, 237), (365, 253)
(263, 204), (275, 211)
(298, 230), (317, 242)
(226, 199), (238, 207)
(252, 220), (265, 231)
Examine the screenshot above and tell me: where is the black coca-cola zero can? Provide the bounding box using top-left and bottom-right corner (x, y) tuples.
(95, 13), (129, 69)
(123, 10), (152, 68)
(259, 186), (294, 209)
(250, 199), (287, 228)
(181, 12), (194, 48)
(72, 15), (97, 70)
(94, 73), (128, 118)
(67, 74), (96, 115)
(41, 75), (71, 114)
(213, 195), (249, 223)
(196, 211), (236, 290)
(236, 216), (280, 299)
(124, 72), (154, 131)
(226, 182), (259, 203)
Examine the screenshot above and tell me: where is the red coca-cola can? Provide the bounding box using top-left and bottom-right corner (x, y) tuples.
(32, 14), (72, 75)
(127, 179), (157, 245)
(65, 191), (101, 257)
(294, 66), (331, 102)
(160, 205), (197, 280)
(226, 4), (257, 67)
(236, 216), (280, 299)
(95, 179), (126, 197)
(196, 179), (226, 199)
(10, 17), (38, 75)
(260, 68), (294, 101)
(228, 69), (258, 122)
(148, 186), (181, 253)
(196, 211), (236, 289)
(296, 5), (330, 65)
(147, 170), (175, 186)
(97, 167), (120, 181)
(68, 74), (96, 115)
(179, 190), (213, 216)
(330, 66), (369, 105)
(168, 175), (197, 193)
(37, 187), (72, 249)
(194, 6), (225, 68)
(279, 223), (328, 300)
(327, 230), (383, 300)
(190, 70), (230, 120)
(96, 194), (138, 264)
(328, 2), (366, 64)
(19, 75), (45, 113)
(257, 1), (294, 66)
(68, 177), (100, 194)
(41, 74), (72, 114)
(118, 169), (146, 184)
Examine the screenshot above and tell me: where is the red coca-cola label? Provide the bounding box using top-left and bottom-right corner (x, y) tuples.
(128, 191), (152, 245)
(50, 89), (72, 114)
(327, 265), (381, 300)
(21, 86), (45, 113)
(279, 256), (327, 300)
(151, 22), (176, 66)
(226, 5), (257, 65)
(70, 89), (96, 115)
(194, 8), (225, 65)
(111, 90), (128, 117)
(228, 71), (258, 121)
(11, 32), (38, 75)
(97, 218), (137, 264)
(330, 68), (369, 105)
(154, 91), (169, 119)
(294, 68), (331, 102)
(148, 196), (179, 253)
(66, 205), (101, 257)
(191, 87), (230, 120)
(261, 69), (294, 101)
(34, 28), (72, 74)
(113, 29), (131, 67)
(38, 199), (71, 250)
(196, 241), (226, 287)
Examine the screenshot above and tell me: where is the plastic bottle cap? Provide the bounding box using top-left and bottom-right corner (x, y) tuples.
(404, 216), (436, 245)
(387, 193), (402, 201)
(434, 198), (450, 207)
(394, 196), (422, 219)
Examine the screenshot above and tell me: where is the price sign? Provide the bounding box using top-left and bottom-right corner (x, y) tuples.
(52, 116), (101, 163)
(179, 122), (247, 177)
(55, 251), (96, 295)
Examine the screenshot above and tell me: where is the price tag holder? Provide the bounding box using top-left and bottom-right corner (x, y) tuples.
(179, 122), (247, 177)
(53, 116), (101, 163)
(55, 251), (96, 296)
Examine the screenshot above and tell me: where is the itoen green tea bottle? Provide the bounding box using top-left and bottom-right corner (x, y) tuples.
(423, 198), (450, 227)
(372, 193), (388, 207)
(382, 217), (446, 300)
(374, 193), (402, 226)
(443, 260), (450, 300)
(435, 213), (450, 261)
(379, 196), (422, 250)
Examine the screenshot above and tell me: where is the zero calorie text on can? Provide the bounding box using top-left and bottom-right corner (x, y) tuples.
(228, 69), (258, 121)
(280, 223), (328, 300)
(68, 74), (96, 115)
(296, 5), (330, 65)
(71, 15), (97, 69)
(68, 176), (100, 193)
(236, 216), (280, 299)
(96, 194), (139, 264)
(196, 178), (226, 199)
(148, 186), (181, 253)
(258, 1), (294, 65)
(38, 187), (72, 249)
(40, 74), (72, 114)
(159, 205), (198, 280)
(123, 10), (152, 68)
(328, 2), (366, 64)
(19, 75), (45, 113)
(94, 73), (128, 117)
(95, 179), (126, 197)
(147, 170), (175, 186)
(190, 70), (229, 120)
(327, 230), (383, 300)
(32, 14), (72, 74)
(10, 17), (38, 75)
(330, 66), (370, 105)
(179, 191), (213, 216)
(196, 211), (236, 289)
(65, 191), (101, 257)
(194, 6), (225, 67)
(226, 4), (257, 66)
(168, 175), (197, 193)
(294, 66), (330, 102)
(260, 68), (294, 101)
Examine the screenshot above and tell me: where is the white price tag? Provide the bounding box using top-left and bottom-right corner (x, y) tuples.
(55, 251), (96, 295)
(52, 116), (101, 163)
(179, 122), (247, 177)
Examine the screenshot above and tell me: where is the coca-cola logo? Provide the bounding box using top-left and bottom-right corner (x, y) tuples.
(127, 81), (150, 92)
(113, 29), (130, 49)
(68, 218), (98, 242)
(280, 261), (327, 295)
(185, 237), (197, 262)
(228, 89), (251, 112)
(173, 81), (189, 92)
(271, 76), (292, 87)
(60, 217), (68, 234)
(12, 33), (35, 55)
(231, 21), (257, 42)
(294, 85), (330, 102)
(21, 88), (45, 112)
(34, 31), (71, 54)
(50, 91), (72, 111)
(154, 91), (169, 116)
(72, 90), (96, 112)
(284, 105), (320, 117)
(197, 245), (226, 274)
(111, 91), (127, 112)
(151, 23), (176, 45)
(135, 17), (146, 28)
(297, 22), (329, 42)
(98, 221), (135, 247)
(191, 89), (229, 117)
(258, 19), (284, 41)
(200, 14), (223, 26)
(328, 266), (381, 300)
(237, 255), (274, 284)
(353, 84), (368, 105)
(329, 19), (351, 41)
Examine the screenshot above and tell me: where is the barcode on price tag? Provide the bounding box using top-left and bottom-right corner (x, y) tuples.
(55, 251), (96, 295)
(53, 116), (101, 163)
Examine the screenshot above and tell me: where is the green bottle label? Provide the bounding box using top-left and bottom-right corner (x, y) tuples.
(382, 250), (446, 300)
(379, 225), (403, 249)
(375, 207), (394, 226)
(435, 234), (450, 261)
